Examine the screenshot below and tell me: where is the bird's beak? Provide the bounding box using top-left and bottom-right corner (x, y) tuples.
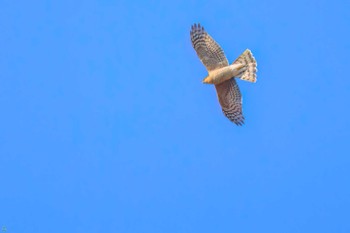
(202, 77), (210, 84)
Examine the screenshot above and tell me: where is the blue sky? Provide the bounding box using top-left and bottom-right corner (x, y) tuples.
(1, 0), (350, 232)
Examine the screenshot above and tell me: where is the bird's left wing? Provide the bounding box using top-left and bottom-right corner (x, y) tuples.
(190, 24), (228, 71)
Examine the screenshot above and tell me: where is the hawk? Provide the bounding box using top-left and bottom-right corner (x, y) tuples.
(190, 23), (257, 125)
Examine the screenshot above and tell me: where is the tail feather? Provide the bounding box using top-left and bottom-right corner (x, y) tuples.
(233, 49), (257, 83)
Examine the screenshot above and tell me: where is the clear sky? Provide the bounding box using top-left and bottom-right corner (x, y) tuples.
(1, 0), (350, 232)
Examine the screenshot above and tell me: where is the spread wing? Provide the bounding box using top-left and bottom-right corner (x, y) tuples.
(190, 23), (228, 71)
(215, 78), (244, 125)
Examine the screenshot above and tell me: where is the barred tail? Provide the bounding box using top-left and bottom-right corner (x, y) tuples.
(233, 49), (257, 83)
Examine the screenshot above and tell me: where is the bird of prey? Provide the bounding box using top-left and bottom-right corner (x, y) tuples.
(190, 23), (257, 125)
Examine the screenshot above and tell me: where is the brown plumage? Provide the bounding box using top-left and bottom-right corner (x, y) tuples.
(190, 23), (257, 125)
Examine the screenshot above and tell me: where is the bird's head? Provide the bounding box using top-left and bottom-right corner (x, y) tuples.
(202, 76), (213, 84)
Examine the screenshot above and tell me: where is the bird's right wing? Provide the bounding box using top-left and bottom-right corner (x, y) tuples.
(190, 24), (229, 72)
(215, 78), (244, 125)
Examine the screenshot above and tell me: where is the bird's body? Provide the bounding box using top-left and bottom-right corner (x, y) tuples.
(203, 63), (245, 85)
(190, 23), (258, 125)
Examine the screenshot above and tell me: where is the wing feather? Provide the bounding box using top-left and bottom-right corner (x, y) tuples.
(190, 24), (228, 71)
(215, 78), (244, 125)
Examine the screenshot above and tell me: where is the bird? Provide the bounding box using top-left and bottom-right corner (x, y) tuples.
(190, 23), (257, 125)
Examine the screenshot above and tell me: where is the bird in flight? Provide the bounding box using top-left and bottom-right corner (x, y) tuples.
(190, 23), (257, 125)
